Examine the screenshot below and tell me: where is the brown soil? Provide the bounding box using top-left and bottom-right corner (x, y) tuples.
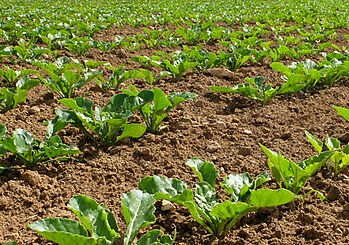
(0, 24), (348, 245)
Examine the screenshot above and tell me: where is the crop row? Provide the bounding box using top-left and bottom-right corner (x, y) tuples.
(2, 105), (348, 245)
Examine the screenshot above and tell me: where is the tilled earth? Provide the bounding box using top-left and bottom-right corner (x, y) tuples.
(0, 25), (348, 244)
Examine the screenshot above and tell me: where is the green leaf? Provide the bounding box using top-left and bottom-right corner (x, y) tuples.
(305, 131), (323, 153)
(67, 195), (119, 244)
(137, 230), (162, 245)
(59, 97), (94, 115)
(43, 136), (81, 158)
(28, 218), (96, 245)
(116, 123), (146, 142)
(325, 136), (340, 151)
(0, 167), (14, 175)
(220, 172), (270, 202)
(13, 129), (36, 153)
(221, 173), (253, 202)
(249, 189), (297, 208)
(122, 190), (156, 245)
(137, 229), (174, 245)
(298, 151), (333, 176)
(186, 158), (218, 187)
(153, 88), (171, 111)
(0, 124), (7, 139)
(211, 201), (254, 221)
(270, 62), (292, 75)
(259, 144), (309, 194)
(3, 241), (18, 245)
(333, 106), (349, 122)
(139, 175), (193, 205)
(195, 182), (219, 214)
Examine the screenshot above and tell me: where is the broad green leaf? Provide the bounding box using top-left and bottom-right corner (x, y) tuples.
(137, 230), (162, 245)
(43, 136), (81, 158)
(298, 151), (333, 176)
(270, 62), (292, 75)
(28, 218), (96, 245)
(122, 190), (156, 245)
(260, 144), (309, 193)
(3, 241), (18, 245)
(137, 229), (174, 245)
(13, 129), (36, 153)
(59, 98), (94, 115)
(139, 175), (193, 205)
(68, 195), (119, 243)
(153, 88), (171, 111)
(220, 172), (270, 202)
(340, 154), (349, 170)
(221, 173), (254, 202)
(167, 92), (197, 107)
(210, 201), (254, 226)
(249, 189), (297, 207)
(305, 131), (323, 153)
(194, 182), (219, 219)
(186, 158), (218, 187)
(333, 106), (349, 122)
(116, 123), (146, 142)
(325, 136), (340, 151)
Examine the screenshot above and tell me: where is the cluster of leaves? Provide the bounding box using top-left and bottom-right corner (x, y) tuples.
(210, 52), (349, 104)
(47, 86), (197, 148)
(0, 124), (80, 170)
(139, 158), (297, 237)
(0, 67), (40, 112)
(305, 130), (348, 176)
(33, 57), (100, 98)
(28, 193), (175, 245)
(271, 55), (349, 93)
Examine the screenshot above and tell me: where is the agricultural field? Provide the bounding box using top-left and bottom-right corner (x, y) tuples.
(0, 0), (348, 244)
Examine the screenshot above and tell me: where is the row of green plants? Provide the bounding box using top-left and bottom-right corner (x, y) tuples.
(1, 0), (348, 46)
(0, 85), (197, 172)
(0, 21), (341, 57)
(4, 105), (347, 244)
(1, 47), (347, 112)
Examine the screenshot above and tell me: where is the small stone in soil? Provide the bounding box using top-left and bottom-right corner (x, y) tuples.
(206, 142), (220, 153)
(243, 129), (252, 135)
(326, 186), (341, 201)
(21, 170), (41, 186)
(238, 146), (252, 156)
(28, 106), (40, 115)
(161, 200), (175, 211)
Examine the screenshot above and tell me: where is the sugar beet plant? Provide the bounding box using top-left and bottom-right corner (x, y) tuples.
(46, 93), (152, 149)
(122, 85), (198, 133)
(305, 131), (349, 176)
(210, 77), (279, 104)
(33, 57), (100, 98)
(139, 158), (297, 238)
(0, 75), (40, 112)
(259, 142), (332, 199)
(0, 124), (80, 169)
(28, 193), (175, 245)
(47, 86), (197, 147)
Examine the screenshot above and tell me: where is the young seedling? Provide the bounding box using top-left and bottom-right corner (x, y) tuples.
(139, 158), (297, 238)
(46, 91), (154, 148)
(305, 131), (349, 176)
(210, 77), (279, 104)
(333, 106), (349, 122)
(259, 143), (331, 199)
(0, 75), (40, 112)
(28, 193), (175, 245)
(122, 85), (198, 133)
(0, 124), (81, 169)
